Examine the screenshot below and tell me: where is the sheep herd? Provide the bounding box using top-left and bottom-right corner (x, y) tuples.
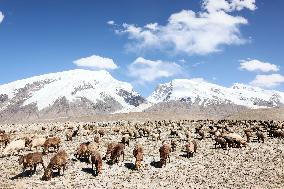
(0, 119), (284, 184)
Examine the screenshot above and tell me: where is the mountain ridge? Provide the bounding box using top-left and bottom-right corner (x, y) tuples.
(0, 69), (283, 122)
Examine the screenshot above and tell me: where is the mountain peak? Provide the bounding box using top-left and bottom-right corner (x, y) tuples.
(0, 69), (146, 121)
(148, 78), (284, 108)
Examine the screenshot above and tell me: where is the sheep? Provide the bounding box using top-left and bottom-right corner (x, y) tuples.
(171, 140), (177, 152)
(74, 142), (90, 160)
(170, 129), (179, 137)
(43, 137), (61, 154)
(159, 143), (171, 167)
(2, 139), (25, 156)
(26, 137), (46, 151)
(87, 141), (99, 155)
(104, 142), (118, 160)
(133, 144), (143, 170)
(256, 131), (265, 143)
(270, 129), (284, 138)
(138, 129), (144, 138)
(226, 133), (247, 148)
(19, 152), (45, 176)
(90, 151), (103, 175)
(184, 140), (197, 158)
(213, 136), (227, 149)
(42, 151), (68, 181)
(110, 143), (125, 164)
(223, 136), (235, 148)
(195, 127), (205, 140)
(234, 138), (247, 148)
(66, 130), (73, 141)
(94, 135), (100, 144)
(0, 133), (10, 147)
(72, 128), (79, 138)
(121, 135), (130, 146)
(244, 129), (253, 142)
(150, 132), (161, 141)
(98, 129), (106, 138)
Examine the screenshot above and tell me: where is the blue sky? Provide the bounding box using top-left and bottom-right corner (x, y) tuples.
(0, 0), (283, 96)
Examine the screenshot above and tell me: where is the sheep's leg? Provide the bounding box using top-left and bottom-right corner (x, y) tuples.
(29, 166), (33, 176)
(63, 164), (66, 175)
(122, 152), (125, 162)
(168, 155), (170, 163)
(58, 168), (61, 176)
(22, 166), (26, 176)
(41, 162), (45, 170)
(33, 165), (37, 174)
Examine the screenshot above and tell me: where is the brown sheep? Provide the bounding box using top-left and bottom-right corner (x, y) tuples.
(256, 131), (265, 143)
(110, 143), (125, 164)
(19, 152), (45, 176)
(66, 130), (73, 141)
(133, 144), (143, 170)
(94, 136), (100, 143)
(184, 140), (197, 158)
(159, 143), (171, 167)
(104, 142), (118, 160)
(98, 129), (105, 138)
(90, 151), (103, 175)
(0, 133), (10, 147)
(244, 129), (253, 142)
(74, 142), (89, 160)
(42, 151), (68, 181)
(43, 137), (61, 154)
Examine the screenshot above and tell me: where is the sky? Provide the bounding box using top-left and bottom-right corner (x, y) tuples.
(0, 0), (283, 96)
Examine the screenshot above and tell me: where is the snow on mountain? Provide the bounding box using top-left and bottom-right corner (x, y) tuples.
(148, 79), (284, 108)
(1, 70), (283, 122)
(0, 69), (146, 114)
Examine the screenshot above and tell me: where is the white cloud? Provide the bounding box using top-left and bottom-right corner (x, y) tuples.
(144, 23), (158, 31)
(250, 74), (284, 88)
(112, 0), (256, 55)
(230, 0), (257, 11)
(128, 57), (182, 83)
(239, 59), (279, 72)
(107, 20), (115, 25)
(203, 0), (256, 12)
(0, 12), (4, 23)
(73, 55), (118, 70)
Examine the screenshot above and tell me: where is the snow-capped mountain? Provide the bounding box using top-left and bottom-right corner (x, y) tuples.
(0, 69), (146, 121)
(148, 78), (284, 109)
(0, 70), (283, 122)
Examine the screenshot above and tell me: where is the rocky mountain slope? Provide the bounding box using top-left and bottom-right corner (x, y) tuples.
(0, 69), (146, 122)
(147, 79), (284, 113)
(0, 70), (283, 122)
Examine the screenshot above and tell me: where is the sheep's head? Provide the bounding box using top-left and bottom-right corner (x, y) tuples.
(94, 136), (100, 143)
(24, 138), (32, 147)
(42, 168), (52, 181)
(160, 159), (166, 167)
(18, 155), (24, 165)
(135, 160), (142, 170)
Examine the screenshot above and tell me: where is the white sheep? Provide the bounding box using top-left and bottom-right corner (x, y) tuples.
(2, 139), (25, 156)
(28, 137), (46, 151)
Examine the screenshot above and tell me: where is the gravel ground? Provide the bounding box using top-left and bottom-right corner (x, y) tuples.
(1, 121), (284, 189)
